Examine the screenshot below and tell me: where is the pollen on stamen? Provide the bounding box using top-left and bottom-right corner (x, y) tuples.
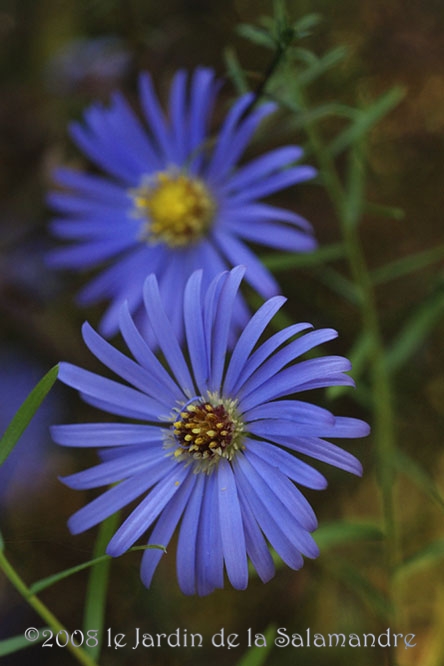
(166, 395), (245, 473)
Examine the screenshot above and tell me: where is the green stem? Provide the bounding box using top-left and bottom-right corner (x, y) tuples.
(292, 85), (398, 632)
(0, 550), (100, 666)
(82, 513), (120, 660)
(247, 44), (285, 109)
(241, 32), (290, 119)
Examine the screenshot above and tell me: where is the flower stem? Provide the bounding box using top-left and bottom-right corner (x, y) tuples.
(291, 84), (398, 637)
(241, 39), (288, 119)
(0, 549), (100, 666)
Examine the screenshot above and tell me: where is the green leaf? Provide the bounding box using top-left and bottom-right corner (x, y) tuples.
(29, 544), (166, 596)
(327, 560), (393, 621)
(295, 46), (349, 87)
(317, 267), (360, 304)
(327, 331), (372, 400)
(0, 629), (49, 656)
(29, 553), (112, 597)
(0, 529), (4, 552)
(288, 102), (357, 130)
(315, 521), (384, 550)
(396, 539), (444, 580)
(260, 243), (344, 271)
(329, 86), (406, 156)
(292, 12), (323, 37)
(394, 448), (444, 512)
(0, 364), (59, 466)
(273, 0), (287, 26)
(273, 2), (295, 48)
(236, 625), (276, 666)
(224, 47), (250, 95)
(386, 287), (444, 374)
(289, 46), (319, 66)
(372, 243), (444, 285)
(236, 23), (276, 49)
(364, 202), (405, 221)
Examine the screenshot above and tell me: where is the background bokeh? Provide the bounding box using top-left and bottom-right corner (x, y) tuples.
(1, 1), (443, 665)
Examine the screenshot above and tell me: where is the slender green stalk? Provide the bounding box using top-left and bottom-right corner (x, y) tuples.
(371, 242), (444, 285)
(240, 4), (295, 119)
(253, 35), (398, 597)
(82, 513), (120, 660)
(0, 549), (100, 666)
(291, 84), (398, 646)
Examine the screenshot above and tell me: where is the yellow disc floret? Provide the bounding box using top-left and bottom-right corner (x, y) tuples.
(132, 171), (215, 247)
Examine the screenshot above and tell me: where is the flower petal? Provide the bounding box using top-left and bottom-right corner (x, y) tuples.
(213, 230), (279, 299)
(61, 449), (166, 489)
(106, 463), (190, 556)
(231, 323), (312, 394)
(183, 270), (210, 393)
(228, 219), (317, 253)
(207, 99), (276, 182)
(245, 438), (327, 490)
(169, 69), (188, 163)
(239, 357), (353, 412)
(244, 449), (319, 539)
(138, 72), (176, 162)
(216, 459), (248, 590)
(207, 265), (245, 392)
(223, 295), (286, 395)
(196, 470), (224, 595)
(51, 422), (163, 447)
(274, 435), (363, 476)
(81, 322), (173, 407)
(118, 302), (184, 402)
(67, 466), (169, 534)
(236, 483), (275, 584)
(58, 362), (165, 420)
(238, 328), (339, 402)
(141, 471), (197, 588)
(53, 166), (127, 202)
(107, 91), (162, 171)
(222, 202), (313, 233)
(233, 456), (304, 570)
(69, 114), (137, 184)
(176, 473), (206, 595)
(243, 399), (335, 426)
(188, 68), (220, 171)
(143, 274), (195, 393)
(224, 146), (304, 192)
(226, 166), (317, 204)
(47, 236), (136, 269)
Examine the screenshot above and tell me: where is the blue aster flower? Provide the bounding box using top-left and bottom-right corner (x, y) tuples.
(51, 266), (369, 596)
(47, 67), (317, 339)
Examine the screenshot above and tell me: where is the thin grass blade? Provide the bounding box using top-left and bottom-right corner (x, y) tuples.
(236, 624), (277, 666)
(0, 364), (59, 466)
(0, 630), (50, 656)
(329, 86), (406, 156)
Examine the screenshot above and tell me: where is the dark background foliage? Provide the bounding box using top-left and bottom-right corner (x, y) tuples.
(0, 1), (443, 665)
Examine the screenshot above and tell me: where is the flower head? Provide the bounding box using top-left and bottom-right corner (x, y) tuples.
(52, 266), (369, 596)
(45, 36), (132, 96)
(47, 67), (316, 339)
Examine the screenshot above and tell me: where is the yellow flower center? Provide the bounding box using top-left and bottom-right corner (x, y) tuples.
(168, 395), (245, 473)
(132, 172), (215, 247)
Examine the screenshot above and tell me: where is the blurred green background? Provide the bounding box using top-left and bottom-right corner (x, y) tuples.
(1, 1), (444, 665)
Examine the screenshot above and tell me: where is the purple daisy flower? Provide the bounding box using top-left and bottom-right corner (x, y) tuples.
(47, 67), (317, 339)
(51, 266), (369, 596)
